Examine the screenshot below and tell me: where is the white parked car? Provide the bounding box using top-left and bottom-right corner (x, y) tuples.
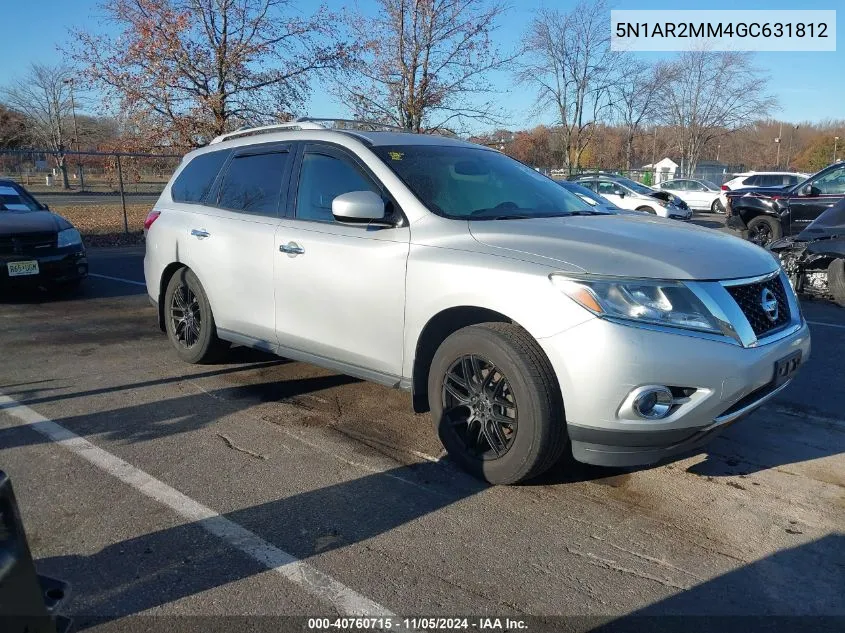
(718, 171), (807, 211)
(144, 120), (809, 484)
(659, 179), (723, 213)
(572, 174), (692, 220)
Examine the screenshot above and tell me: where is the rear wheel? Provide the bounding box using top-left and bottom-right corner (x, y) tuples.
(164, 268), (228, 363)
(428, 323), (567, 485)
(829, 259), (845, 308)
(711, 199), (724, 213)
(747, 216), (781, 247)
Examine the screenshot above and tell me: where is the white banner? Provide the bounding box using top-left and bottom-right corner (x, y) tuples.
(611, 10), (836, 52)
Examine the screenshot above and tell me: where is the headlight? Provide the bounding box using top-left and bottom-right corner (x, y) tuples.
(550, 274), (723, 334)
(57, 228), (82, 247)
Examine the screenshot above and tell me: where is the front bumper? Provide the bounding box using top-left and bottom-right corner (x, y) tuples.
(538, 317), (811, 467)
(0, 247), (88, 287)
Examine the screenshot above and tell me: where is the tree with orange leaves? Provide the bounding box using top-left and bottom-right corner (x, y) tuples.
(70, 0), (353, 150)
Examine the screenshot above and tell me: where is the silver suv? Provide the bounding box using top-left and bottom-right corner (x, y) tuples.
(144, 120), (810, 484)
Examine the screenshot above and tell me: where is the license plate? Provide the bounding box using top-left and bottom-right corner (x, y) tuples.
(7, 260), (39, 277)
(774, 350), (802, 385)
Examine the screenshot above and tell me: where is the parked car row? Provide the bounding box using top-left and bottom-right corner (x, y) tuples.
(568, 173), (692, 220)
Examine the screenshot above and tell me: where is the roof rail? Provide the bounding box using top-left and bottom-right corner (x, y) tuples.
(208, 121), (327, 145)
(295, 117), (406, 132)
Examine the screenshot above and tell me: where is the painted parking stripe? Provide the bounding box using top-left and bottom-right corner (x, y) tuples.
(806, 320), (845, 330)
(89, 273), (147, 287)
(0, 394), (396, 619)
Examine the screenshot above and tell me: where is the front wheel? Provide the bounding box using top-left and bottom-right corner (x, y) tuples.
(636, 205), (657, 214)
(829, 259), (845, 308)
(428, 323), (568, 485)
(164, 268), (229, 363)
(747, 216), (782, 247)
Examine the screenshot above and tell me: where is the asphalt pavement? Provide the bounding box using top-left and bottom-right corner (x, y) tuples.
(0, 234), (843, 632)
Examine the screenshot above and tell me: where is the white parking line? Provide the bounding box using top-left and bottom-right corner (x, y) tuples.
(0, 394), (395, 618)
(89, 273), (147, 287)
(806, 320), (845, 330)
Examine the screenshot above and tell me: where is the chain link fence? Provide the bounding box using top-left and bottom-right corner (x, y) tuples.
(0, 149), (182, 243)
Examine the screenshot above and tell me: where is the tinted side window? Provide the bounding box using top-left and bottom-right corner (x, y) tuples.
(743, 176), (759, 186)
(296, 152), (379, 223)
(171, 150), (230, 203)
(812, 166), (845, 195)
(217, 152), (288, 216)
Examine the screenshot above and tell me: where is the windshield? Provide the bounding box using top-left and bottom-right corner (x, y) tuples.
(372, 145), (601, 219)
(558, 181), (616, 207)
(612, 177), (654, 195)
(0, 184), (42, 212)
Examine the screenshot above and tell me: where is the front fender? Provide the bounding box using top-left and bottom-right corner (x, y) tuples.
(807, 238), (845, 259)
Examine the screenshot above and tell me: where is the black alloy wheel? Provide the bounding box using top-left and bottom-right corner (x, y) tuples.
(441, 354), (518, 459)
(170, 283), (202, 349)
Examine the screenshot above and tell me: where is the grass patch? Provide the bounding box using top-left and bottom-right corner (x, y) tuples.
(57, 203), (152, 247)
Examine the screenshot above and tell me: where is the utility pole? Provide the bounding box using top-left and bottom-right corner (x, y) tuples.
(62, 78), (84, 191)
(775, 121), (783, 169)
(834, 136), (840, 163)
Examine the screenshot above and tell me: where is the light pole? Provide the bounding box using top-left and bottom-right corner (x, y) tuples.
(834, 136), (840, 163)
(62, 77), (84, 191)
(775, 121), (783, 169)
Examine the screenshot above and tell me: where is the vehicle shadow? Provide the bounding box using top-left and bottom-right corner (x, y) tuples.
(35, 461), (485, 627)
(0, 371), (359, 450)
(590, 534), (844, 632)
(685, 407), (844, 478)
(0, 277), (144, 303)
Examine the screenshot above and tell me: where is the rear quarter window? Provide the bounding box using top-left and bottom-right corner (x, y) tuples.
(171, 150), (231, 203)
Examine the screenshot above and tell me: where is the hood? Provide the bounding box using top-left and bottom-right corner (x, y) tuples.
(0, 211), (70, 236)
(649, 190), (688, 209)
(468, 214), (778, 280)
(795, 198), (845, 241)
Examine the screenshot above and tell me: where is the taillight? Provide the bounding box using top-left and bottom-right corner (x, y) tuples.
(720, 185), (729, 191)
(144, 210), (161, 231)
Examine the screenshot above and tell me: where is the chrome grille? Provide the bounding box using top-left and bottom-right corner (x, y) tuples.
(725, 275), (791, 337)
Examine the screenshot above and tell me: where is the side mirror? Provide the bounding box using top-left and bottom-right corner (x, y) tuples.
(332, 190), (391, 225)
(614, 189), (625, 197)
(799, 184), (819, 197)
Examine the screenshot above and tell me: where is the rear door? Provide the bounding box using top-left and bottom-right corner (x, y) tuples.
(272, 143), (410, 380)
(187, 143), (292, 342)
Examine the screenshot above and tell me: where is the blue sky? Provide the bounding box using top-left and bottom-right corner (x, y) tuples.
(0, 0), (840, 130)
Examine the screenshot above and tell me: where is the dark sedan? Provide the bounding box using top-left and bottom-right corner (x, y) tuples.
(1, 180), (87, 290)
(726, 161), (845, 246)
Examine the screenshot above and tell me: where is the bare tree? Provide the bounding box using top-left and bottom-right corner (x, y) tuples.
(69, 0), (353, 148)
(520, 0), (621, 174)
(339, 0), (513, 133)
(611, 60), (671, 170)
(2, 64), (76, 187)
(661, 50), (777, 177)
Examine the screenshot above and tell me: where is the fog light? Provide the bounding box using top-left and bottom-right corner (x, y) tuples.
(632, 386), (674, 419)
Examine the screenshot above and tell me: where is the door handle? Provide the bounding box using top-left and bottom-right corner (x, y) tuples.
(191, 229), (210, 239)
(279, 241), (305, 256)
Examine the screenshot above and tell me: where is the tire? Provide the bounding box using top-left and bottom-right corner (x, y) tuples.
(427, 323), (567, 485)
(711, 199), (724, 214)
(163, 268), (228, 363)
(829, 259), (845, 308)
(747, 216), (782, 247)
(635, 205), (657, 214)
